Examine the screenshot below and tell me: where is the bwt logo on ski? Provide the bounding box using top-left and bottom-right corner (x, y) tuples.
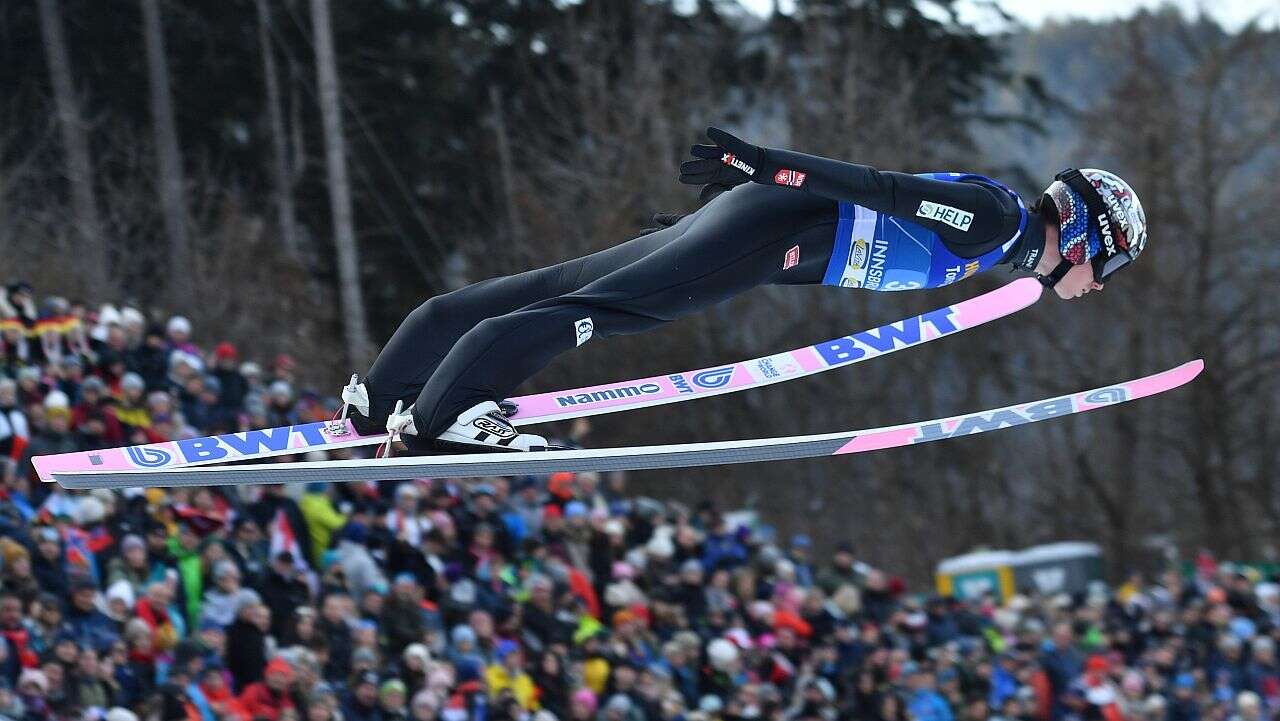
(912, 397), (1076, 442)
(670, 375), (694, 394)
(815, 308), (960, 365)
(123, 423), (333, 468)
(1083, 388), (1127, 405)
(692, 367), (736, 389)
(555, 383), (662, 407)
(125, 446), (175, 468)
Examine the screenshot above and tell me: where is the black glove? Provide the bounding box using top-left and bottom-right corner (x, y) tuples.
(636, 211), (687, 236)
(680, 127), (785, 201)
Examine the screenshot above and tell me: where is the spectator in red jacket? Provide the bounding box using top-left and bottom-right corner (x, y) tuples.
(71, 376), (125, 448)
(198, 664), (250, 721)
(134, 579), (179, 656)
(238, 657), (297, 721)
(0, 591), (38, 668)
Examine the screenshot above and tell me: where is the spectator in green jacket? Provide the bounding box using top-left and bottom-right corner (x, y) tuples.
(299, 483), (347, 568)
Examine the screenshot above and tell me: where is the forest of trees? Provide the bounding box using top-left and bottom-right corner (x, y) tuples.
(1, 0), (1278, 579)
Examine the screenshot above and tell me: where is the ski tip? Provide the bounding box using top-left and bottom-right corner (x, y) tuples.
(1124, 358), (1204, 401)
(1006, 276), (1045, 303)
(1164, 358), (1205, 382)
(1181, 358), (1206, 380)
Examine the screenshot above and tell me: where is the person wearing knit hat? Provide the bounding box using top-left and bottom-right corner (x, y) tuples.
(194, 664), (249, 721)
(402, 643), (431, 673)
(266, 657), (295, 683)
(17, 668), (49, 695)
(102, 534), (150, 600)
(167, 315), (192, 340)
(604, 694), (633, 721)
(209, 343), (249, 412)
(379, 678), (408, 718)
(571, 688), (598, 719)
(548, 472), (575, 501)
(341, 670), (381, 721)
(238, 657), (297, 721)
(410, 690), (441, 721)
(486, 640), (537, 710)
(43, 389), (70, 412)
(105, 709), (140, 721)
(213, 342), (238, 362)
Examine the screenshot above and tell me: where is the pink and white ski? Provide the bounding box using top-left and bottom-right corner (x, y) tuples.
(34, 278), (1041, 482)
(51, 359), (1203, 489)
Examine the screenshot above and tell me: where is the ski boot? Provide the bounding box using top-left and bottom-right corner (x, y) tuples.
(430, 401), (554, 452)
(379, 399), (554, 455)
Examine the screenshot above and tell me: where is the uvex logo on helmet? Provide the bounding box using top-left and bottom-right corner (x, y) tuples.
(1097, 213), (1117, 256)
(1097, 188), (1131, 253)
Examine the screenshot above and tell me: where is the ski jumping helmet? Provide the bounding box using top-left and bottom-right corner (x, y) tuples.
(1039, 168), (1147, 288)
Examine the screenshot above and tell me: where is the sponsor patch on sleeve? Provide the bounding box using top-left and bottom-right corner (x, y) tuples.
(783, 245), (800, 270)
(917, 200), (974, 232)
(774, 169), (807, 187)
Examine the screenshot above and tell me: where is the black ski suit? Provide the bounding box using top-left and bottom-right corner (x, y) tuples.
(361, 154), (1044, 440)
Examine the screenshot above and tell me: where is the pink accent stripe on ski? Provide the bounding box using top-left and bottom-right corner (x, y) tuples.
(795, 348), (827, 372)
(835, 428), (920, 454)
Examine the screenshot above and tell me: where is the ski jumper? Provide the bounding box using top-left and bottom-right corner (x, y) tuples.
(360, 153), (1042, 440)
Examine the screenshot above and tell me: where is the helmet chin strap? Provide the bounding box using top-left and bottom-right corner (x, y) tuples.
(1038, 259), (1074, 288)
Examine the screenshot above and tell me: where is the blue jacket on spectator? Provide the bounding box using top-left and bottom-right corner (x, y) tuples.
(908, 688), (954, 721)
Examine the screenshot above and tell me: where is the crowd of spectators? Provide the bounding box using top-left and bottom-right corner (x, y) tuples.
(5, 280), (1280, 721)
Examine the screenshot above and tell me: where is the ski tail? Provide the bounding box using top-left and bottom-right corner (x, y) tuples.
(52, 359), (1203, 490)
(29, 420), (383, 482)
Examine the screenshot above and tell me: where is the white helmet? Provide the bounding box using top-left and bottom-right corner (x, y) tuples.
(1040, 168), (1148, 287)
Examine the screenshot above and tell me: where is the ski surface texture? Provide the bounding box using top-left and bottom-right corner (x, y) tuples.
(34, 278), (1041, 481)
(53, 359), (1202, 489)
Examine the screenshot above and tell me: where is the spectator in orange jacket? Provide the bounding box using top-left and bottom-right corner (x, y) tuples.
(199, 664), (250, 721)
(238, 657), (298, 721)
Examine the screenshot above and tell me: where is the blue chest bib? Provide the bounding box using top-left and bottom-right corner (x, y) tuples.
(821, 172), (1027, 291)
